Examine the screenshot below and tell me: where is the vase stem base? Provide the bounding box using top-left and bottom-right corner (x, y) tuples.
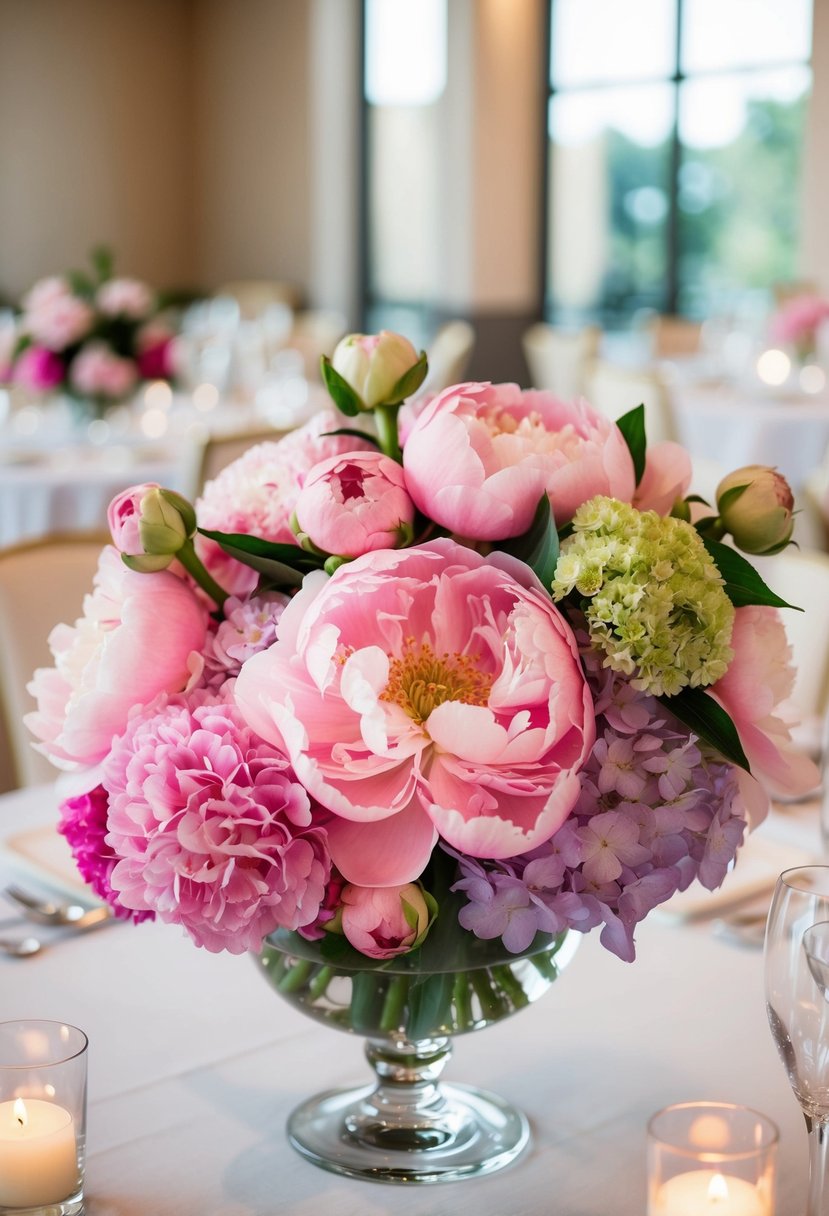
(287, 1080), (530, 1184)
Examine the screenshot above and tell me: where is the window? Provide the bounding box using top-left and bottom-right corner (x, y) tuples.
(545, 0), (813, 326)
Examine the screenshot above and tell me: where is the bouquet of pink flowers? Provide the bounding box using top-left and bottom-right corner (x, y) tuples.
(769, 292), (829, 363)
(0, 247), (175, 410)
(26, 330), (817, 972)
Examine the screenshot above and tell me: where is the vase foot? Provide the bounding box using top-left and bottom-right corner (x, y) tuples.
(287, 1080), (530, 1184)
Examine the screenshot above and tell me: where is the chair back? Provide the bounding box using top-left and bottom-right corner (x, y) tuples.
(421, 321), (476, 395)
(0, 533), (107, 789)
(648, 314), (702, 358)
(522, 323), (600, 400)
(585, 359), (677, 445)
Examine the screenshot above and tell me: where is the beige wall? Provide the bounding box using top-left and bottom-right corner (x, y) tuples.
(802, 0), (829, 293)
(0, 0), (197, 301)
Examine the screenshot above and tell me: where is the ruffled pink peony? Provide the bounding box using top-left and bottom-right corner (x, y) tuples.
(294, 449), (415, 557)
(710, 605), (820, 821)
(235, 539), (595, 886)
(26, 546), (208, 769)
(340, 882), (430, 959)
(70, 343), (138, 400)
(58, 785), (153, 923)
(13, 346), (65, 393)
(22, 277), (94, 350)
(195, 410), (375, 595)
(102, 697), (331, 953)
(96, 278), (154, 320)
(633, 442), (693, 516)
(402, 381), (636, 539)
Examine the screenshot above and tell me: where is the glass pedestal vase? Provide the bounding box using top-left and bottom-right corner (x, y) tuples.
(256, 928), (579, 1184)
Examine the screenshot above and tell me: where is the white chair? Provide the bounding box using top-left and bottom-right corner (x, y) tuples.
(420, 320), (476, 395)
(522, 322), (600, 400)
(753, 548), (829, 719)
(0, 533), (107, 790)
(585, 359), (677, 445)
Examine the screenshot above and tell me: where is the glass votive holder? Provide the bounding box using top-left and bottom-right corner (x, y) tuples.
(647, 1101), (778, 1215)
(0, 1020), (87, 1216)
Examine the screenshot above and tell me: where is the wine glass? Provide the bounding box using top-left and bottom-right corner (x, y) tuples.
(765, 866), (829, 1213)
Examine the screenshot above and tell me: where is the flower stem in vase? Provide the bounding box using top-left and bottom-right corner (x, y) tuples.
(492, 964), (531, 1012)
(379, 975), (410, 1034)
(308, 964), (335, 1002)
(277, 957), (316, 995)
(452, 974), (475, 1032)
(470, 969), (509, 1022)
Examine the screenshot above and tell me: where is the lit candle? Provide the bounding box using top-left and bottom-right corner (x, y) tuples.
(654, 1170), (766, 1216)
(0, 1097), (78, 1206)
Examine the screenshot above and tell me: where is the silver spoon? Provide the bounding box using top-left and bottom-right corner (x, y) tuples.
(0, 935), (42, 958)
(4, 885), (108, 927)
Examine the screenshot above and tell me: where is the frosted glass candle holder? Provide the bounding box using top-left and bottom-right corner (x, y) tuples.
(647, 1101), (778, 1216)
(0, 1020), (87, 1216)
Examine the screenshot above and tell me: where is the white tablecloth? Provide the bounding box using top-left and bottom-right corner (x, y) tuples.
(0, 785), (820, 1214)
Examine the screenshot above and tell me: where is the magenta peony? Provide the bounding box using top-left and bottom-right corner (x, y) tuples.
(235, 539), (595, 887)
(26, 546), (208, 770)
(13, 346), (65, 393)
(402, 381), (636, 539)
(102, 697), (331, 953)
(293, 449), (415, 557)
(58, 785), (153, 923)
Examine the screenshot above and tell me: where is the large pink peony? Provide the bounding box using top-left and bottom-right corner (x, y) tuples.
(235, 539), (595, 886)
(26, 546), (208, 770)
(195, 410), (375, 595)
(710, 605), (820, 822)
(102, 697), (330, 953)
(402, 381), (636, 539)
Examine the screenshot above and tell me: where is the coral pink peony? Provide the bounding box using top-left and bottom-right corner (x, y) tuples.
(195, 410), (375, 595)
(26, 546), (208, 769)
(235, 539), (595, 886)
(102, 697), (331, 953)
(340, 882), (431, 959)
(13, 346), (65, 393)
(402, 381), (636, 539)
(294, 449), (415, 557)
(710, 606), (819, 821)
(633, 442), (693, 516)
(58, 785), (153, 923)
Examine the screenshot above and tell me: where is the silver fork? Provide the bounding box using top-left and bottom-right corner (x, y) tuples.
(4, 885), (110, 927)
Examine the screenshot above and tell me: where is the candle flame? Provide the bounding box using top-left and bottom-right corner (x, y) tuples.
(13, 1098), (27, 1129)
(708, 1172), (729, 1201)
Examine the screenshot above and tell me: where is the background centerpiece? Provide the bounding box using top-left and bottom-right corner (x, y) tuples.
(25, 329), (817, 1183)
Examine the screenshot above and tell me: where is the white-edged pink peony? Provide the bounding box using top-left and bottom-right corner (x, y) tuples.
(402, 381), (636, 539)
(195, 410), (376, 595)
(710, 605), (820, 822)
(294, 449), (415, 557)
(102, 697), (330, 953)
(235, 539), (595, 887)
(26, 546), (208, 770)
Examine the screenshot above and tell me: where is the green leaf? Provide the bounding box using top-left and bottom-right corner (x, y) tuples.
(703, 538), (801, 611)
(715, 482), (749, 514)
(197, 528), (324, 588)
(615, 403), (647, 485)
(320, 427), (381, 449)
(497, 496), (559, 587)
(67, 269), (94, 299)
(319, 357), (363, 416)
(90, 244), (114, 283)
(657, 687), (750, 772)
(406, 972), (455, 1041)
(386, 351), (428, 405)
(684, 494), (711, 507)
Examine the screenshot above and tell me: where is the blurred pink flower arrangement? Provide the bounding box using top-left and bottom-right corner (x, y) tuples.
(769, 293), (829, 362)
(1, 247), (176, 411)
(26, 330), (817, 965)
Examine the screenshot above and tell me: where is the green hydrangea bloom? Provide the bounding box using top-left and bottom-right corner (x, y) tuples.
(551, 496), (734, 697)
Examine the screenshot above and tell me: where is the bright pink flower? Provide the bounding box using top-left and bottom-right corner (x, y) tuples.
(710, 605), (819, 821)
(235, 539), (595, 886)
(22, 277), (94, 350)
(294, 450), (415, 557)
(13, 346), (65, 393)
(402, 381), (636, 539)
(58, 785), (153, 923)
(136, 322), (175, 380)
(340, 882), (430, 959)
(70, 343), (138, 400)
(770, 295), (829, 348)
(96, 278), (154, 320)
(107, 482), (161, 555)
(102, 697), (331, 953)
(26, 546), (208, 770)
(195, 410), (375, 595)
(633, 441), (693, 515)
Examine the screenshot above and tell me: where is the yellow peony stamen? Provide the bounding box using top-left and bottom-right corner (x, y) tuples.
(382, 637), (492, 724)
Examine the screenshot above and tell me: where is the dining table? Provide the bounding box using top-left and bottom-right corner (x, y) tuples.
(0, 783), (822, 1215)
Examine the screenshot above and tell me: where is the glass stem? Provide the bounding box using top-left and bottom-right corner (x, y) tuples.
(806, 1115), (829, 1215)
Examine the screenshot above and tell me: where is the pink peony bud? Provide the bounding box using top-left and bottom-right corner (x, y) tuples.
(13, 346), (65, 393)
(293, 449), (415, 558)
(108, 483), (196, 572)
(332, 330), (420, 409)
(716, 465), (795, 555)
(340, 882), (432, 960)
